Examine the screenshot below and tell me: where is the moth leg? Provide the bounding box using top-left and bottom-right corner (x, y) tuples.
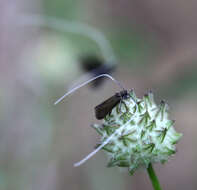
(118, 99), (123, 113)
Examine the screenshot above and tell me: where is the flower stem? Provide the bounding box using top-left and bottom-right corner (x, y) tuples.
(147, 163), (162, 190)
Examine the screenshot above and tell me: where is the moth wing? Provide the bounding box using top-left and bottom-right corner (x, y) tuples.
(95, 95), (120, 120)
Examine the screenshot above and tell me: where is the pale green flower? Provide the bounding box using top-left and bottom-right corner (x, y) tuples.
(92, 90), (182, 175)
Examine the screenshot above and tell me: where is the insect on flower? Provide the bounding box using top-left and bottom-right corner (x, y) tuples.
(54, 74), (182, 171)
(95, 90), (129, 120)
(54, 74), (136, 166)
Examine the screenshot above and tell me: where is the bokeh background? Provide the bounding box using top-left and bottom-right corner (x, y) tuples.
(1, 0), (197, 190)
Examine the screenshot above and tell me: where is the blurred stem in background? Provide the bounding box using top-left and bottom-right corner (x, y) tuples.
(18, 14), (118, 89)
(18, 14), (116, 65)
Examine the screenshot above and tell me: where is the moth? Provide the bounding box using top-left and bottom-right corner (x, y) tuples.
(54, 74), (132, 167)
(95, 90), (129, 120)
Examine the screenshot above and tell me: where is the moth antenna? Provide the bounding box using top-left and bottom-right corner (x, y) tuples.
(74, 132), (114, 167)
(54, 74), (125, 105)
(67, 72), (92, 92)
(74, 103), (138, 167)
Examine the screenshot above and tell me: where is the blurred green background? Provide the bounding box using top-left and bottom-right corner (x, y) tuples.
(1, 0), (197, 189)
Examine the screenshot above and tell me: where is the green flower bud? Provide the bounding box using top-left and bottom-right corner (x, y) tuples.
(92, 90), (182, 175)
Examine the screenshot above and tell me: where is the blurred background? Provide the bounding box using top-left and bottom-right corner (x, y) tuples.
(1, 0), (197, 189)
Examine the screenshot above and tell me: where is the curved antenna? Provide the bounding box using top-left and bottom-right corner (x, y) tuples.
(74, 100), (138, 167)
(67, 72), (93, 92)
(54, 74), (125, 105)
(74, 129), (116, 167)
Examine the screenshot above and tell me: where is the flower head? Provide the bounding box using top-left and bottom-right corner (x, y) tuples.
(92, 90), (182, 175)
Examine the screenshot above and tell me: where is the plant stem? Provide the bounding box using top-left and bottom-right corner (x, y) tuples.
(147, 163), (162, 190)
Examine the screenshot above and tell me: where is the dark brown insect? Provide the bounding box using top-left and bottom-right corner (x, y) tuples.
(95, 90), (129, 120)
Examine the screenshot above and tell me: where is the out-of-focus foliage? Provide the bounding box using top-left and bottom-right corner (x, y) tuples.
(1, 0), (197, 190)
